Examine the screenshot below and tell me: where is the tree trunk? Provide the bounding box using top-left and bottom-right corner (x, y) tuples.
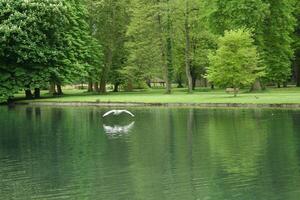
(113, 83), (120, 92)
(34, 88), (40, 99)
(94, 82), (99, 93)
(211, 84), (215, 90)
(283, 82), (287, 88)
(297, 68), (300, 87)
(99, 79), (106, 93)
(296, 63), (300, 87)
(57, 84), (63, 95)
(184, 0), (193, 93)
(177, 79), (184, 88)
(49, 82), (56, 95)
(277, 83), (281, 88)
(125, 80), (133, 92)
(234, 87), (238, 97)
(146, 79), (151, 88)
(88, 81), (93, 92)
(25, 89), (33, 99)
(251, 79), (262, 91)
(157, 0), (172, 94)
(7, 97), (14, 105)
(294, 42), (300, 86)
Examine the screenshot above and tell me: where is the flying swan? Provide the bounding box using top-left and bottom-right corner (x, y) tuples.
(102, 110), (135, 117)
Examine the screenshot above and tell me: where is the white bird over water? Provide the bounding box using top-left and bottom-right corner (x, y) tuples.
(102, 110), (135, 117)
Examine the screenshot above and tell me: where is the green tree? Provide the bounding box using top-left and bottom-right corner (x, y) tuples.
(293, 1), (300, 86)
(206, 29), (263, 96)
(49, 0), (102, 95)
(172, 0), (216, 92)
(261, 0), (296, 86)
(210, 0), (269, 90)
(0, 0), (68, 101)
(125, 0), (174, 93)
(86, 0), (130, 93)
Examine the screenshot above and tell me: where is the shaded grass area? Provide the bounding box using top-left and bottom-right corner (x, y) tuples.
(15, 86), (300, 104)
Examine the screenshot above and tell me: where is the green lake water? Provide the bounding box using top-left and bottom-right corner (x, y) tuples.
(1, 106), (300, 200)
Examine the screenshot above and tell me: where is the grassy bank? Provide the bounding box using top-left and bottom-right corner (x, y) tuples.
(15, 87), (300, 105)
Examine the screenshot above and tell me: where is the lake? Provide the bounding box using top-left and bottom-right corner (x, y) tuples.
(0, 106), (300, 200)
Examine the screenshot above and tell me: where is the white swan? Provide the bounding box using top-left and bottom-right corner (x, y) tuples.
(102, 110), (135, 117)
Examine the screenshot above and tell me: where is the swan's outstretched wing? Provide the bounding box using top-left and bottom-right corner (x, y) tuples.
(103, 110), (116, 117)
(121, 110), (135, 117)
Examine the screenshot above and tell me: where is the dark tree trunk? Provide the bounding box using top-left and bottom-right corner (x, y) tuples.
(88, 81), (93, 92)
(146, 79), (151, 88)
(34, 88), (40, 99)
(283, 82), (287, 88)
(297, 65), (300, 87)
(211, 84), (215, 90)
(191, 68), (197, 90)
(7, 97), (14, 105)
(25, 89), (33, 99)
(177, 79), (183, 88)
(94, 82), (99, 93)
(99, 78), (106, 93)
(49, 82), (57, 95)
(277, 83), (281, 88)
(113, 83), (120, 92)
(297, 74), (300, 87)
(295, 43), (300, 87)
(192, 76), (197, 90)
(57, 84), (63, 95)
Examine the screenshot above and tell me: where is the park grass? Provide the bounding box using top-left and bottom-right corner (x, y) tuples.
(16, 86), (300, 105)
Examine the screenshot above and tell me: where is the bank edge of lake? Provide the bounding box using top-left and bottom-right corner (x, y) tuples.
(13, 101), (300, 109)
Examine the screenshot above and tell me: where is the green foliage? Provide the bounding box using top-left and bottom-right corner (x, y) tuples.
(262, 0), (296, 84)
(0, 0), (102, 102)
(86, 0), (130, 91)
(123, 0), (162, 83)
(207, 29), (263, 94)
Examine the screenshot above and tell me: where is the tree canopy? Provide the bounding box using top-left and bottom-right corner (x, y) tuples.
(0, 0), (299, 102)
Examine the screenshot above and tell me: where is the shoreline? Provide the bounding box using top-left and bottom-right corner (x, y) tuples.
(12, 101), (300, 109)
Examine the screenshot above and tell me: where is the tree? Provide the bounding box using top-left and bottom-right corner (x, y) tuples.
(0, 0), (101, 102)
(206, 29), (263, 96)
(86, 0), (130, 93)
(0, 0), (68, 101)
(210, 0), (269, 90)
(49, 0), (102, 95)
(261, 0), (296, 86)
(124, 0), (174, 93)
(292, 1), (300, 86)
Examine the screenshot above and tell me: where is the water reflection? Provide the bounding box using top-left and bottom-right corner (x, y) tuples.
(103, 121), (135, 138)
(1, 107), (300, 200)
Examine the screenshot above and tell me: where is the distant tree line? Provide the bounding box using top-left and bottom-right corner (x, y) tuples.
(0, 0), (299, 102)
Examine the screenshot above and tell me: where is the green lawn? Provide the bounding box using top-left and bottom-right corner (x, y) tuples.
(16, 86), (300, 104)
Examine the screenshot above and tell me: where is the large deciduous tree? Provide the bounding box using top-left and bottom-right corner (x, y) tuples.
(262, 0), (296, 87)
(86, 0), (130, 93)
(292, 1), (300, 86)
